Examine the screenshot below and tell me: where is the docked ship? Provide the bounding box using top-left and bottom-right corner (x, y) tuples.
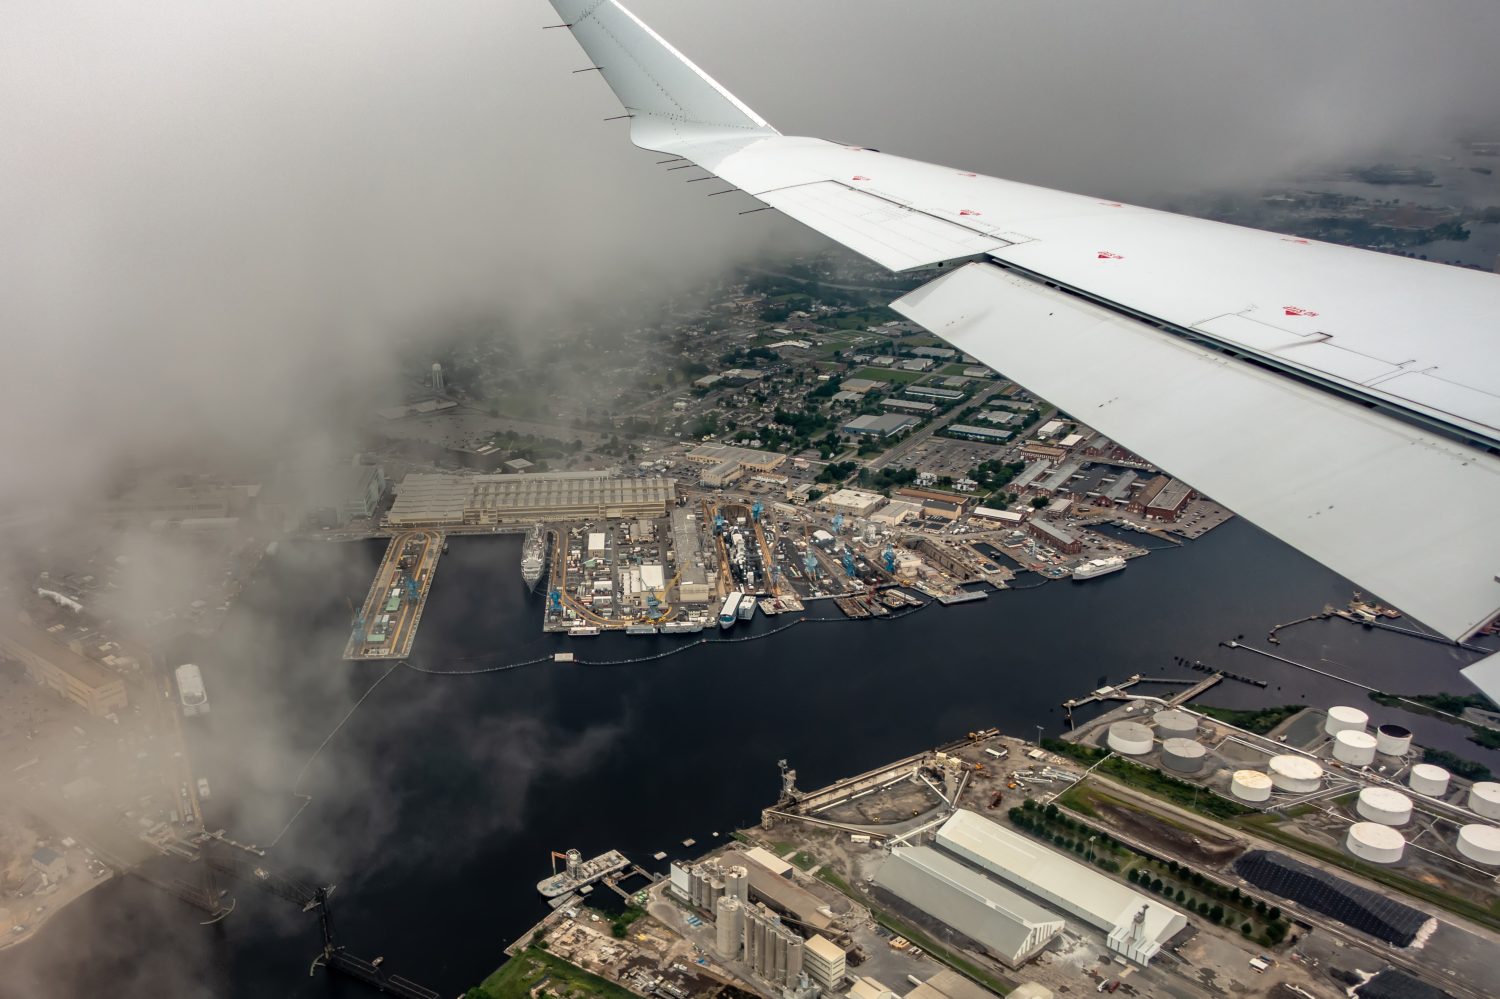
(568, 625), (600, 637)
(719, 591), (743, 630)
(737, 594), (757, 621)
(175, 664), (209, 717)
(1073, 555), (1127, 581)
(537, 848), (630, 898)
(522, 523), (548, 592)
(661, 619), (704, 635)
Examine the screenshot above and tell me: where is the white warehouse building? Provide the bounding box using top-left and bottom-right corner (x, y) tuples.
(875, 845), (1064, 967)
(934, 810), (1186, 965)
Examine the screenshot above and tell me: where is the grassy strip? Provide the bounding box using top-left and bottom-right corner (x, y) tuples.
(1234, 815), (1500, 932)
(1195, 704), (1304, 735)
(476, 947), (641, 999)
(851, 367), (924, 384)
(814, 869), (1011, 996)
(1043, 740), (1251, 821)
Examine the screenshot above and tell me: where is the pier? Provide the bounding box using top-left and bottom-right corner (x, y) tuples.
(343, 529), (444, 661)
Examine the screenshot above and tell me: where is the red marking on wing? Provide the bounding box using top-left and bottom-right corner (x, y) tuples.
(1097, 251), (1123, 260)
(851, 175), (870, 182)
(1098, 201), (1123, 208)
(1281, 238), (1310, 245)
(1283, 306), (1319, 317)
(959, 209), (982, 217)
(958, 172), (977, 177)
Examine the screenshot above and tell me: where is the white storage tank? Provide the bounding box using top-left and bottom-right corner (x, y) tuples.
(1333, 730), (1378, 766)
(1325, 705), (1369, 736)
(1468, 781), (1500, 820)
(1375, 724), (1413, 757)
(1231, 770), (1273, 803)
(1153, 709), (1198, 739)
(1107, 721), (1154, 756)
(1160, 738), (1206, 773)
(1456, 824), (1500, 866)
(1409, 763), (1451, 797)
(1356, 787), (1413, 826)
(1346, 822), (1405, 864)
(1269, 755), (1324, 793)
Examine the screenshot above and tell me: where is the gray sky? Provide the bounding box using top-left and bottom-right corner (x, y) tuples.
(3, 0), (1498, 505)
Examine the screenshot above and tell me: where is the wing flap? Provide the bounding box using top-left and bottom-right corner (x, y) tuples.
(893, 262), (1500, 641)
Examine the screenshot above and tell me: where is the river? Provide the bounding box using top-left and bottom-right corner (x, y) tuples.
(4, 517), (1496, 997)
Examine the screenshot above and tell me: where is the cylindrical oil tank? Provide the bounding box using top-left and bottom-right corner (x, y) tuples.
(1468, 781), (1500, 820)
(1325, 705), (1369, 736)
(1356, 787), (1413, 826)
(1456, 824), (1500, 866)
(1231, 769), (1273, 802)
(1269, 755), (1324, 793)
(1161, 738), (1206, 773)
(1376, 724), (1413, 757)
(1107, 721), (1154, 756)
(1347, 822), (1405, 864)
(786, 935), (805, 984)
(1409, 763), (1451, 797)
(1153, 709), (1198, 738)
(1333, 730), (1378, 766)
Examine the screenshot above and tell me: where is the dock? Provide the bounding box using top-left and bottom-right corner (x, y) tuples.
(935, 590), (988, 606)
(343, 530), (444, 661)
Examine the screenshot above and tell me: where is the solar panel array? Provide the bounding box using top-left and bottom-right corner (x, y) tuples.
(1233, 850), (1428, 946)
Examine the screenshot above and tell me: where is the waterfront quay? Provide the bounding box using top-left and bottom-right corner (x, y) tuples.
(342, 529), (443, 660)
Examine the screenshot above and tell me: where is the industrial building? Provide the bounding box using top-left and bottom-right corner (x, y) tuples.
(686, 443), (787, 473)
(946, 425), (1013, 444)
(935, 810), (1185, 964)
(819, 489), (887, 518)
(1143, 478), (1194, 521)
(800, 934), (846, 990)
(843, 414), (920, 438)
(905, 385), (965, 402)
(874, 845), (1064, 967)
(386, 471), (673, 526)
(0, 620), (128, 718)
(909, 969), (1017, 999)
(882, 399), (938, 415)
(1027, 519), (1082, 555)
(1018, 443), (1068, 465)
(839, 378), (881, 394)
(670, 507), (713, 603)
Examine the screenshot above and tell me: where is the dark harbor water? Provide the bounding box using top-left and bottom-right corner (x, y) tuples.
(5, 517), (1496, 998)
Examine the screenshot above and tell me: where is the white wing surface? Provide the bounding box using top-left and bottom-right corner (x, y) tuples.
(547, 1), (1500, 647)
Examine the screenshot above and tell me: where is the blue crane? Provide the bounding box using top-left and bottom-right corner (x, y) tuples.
(646, 592), (662, 618)
(404, 575), (419, 601)
(883, 545), (897, 573)
(803, 551), (819, 577)
(751, 500), (764, 522)
(548, 588), (562, 613)
(714, 513), (726, 534)
(842, 547), (857, 578)
(832, 513), (845, 534)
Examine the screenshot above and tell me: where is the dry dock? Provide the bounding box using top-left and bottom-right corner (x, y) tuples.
(343, 529), (443, 661)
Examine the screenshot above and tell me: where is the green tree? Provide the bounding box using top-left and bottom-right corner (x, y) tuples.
(1030, 496), (1049, 509)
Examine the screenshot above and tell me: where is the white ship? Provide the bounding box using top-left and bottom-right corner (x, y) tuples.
(175, 664), (209, 716)
(1073, 556), (1127, 581)
(719, 591), (743, 629)
(568, 625), (601, 637)
(522, 523), (548, 592)
(737, 594), (757, 620)
(661, 620), (704, 635)
(537, 848), (630, 898)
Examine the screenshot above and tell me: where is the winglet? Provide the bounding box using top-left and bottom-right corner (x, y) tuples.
(550, 1), (779, 157)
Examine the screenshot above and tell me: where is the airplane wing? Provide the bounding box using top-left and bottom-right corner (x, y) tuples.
(547, 2), (1500, 652)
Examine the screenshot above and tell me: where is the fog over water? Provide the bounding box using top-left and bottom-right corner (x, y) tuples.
(3, 2), (1499, 996)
